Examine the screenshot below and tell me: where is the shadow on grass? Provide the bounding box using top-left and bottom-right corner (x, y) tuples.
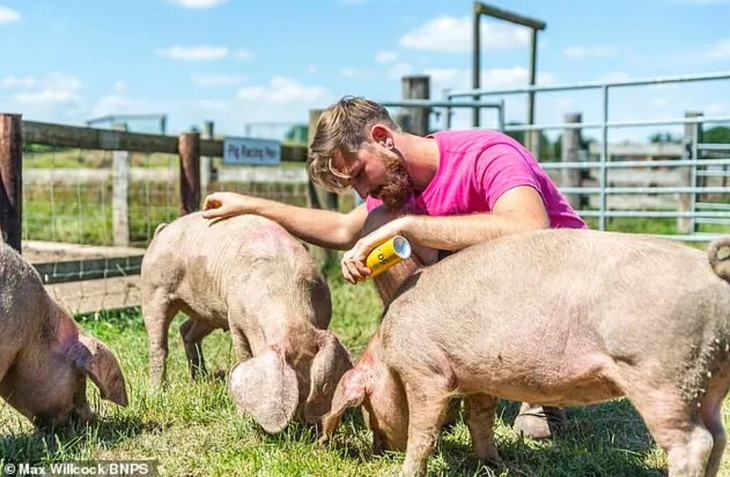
(436, 399), (664, 477)
(322, 399), (665, 477)
(0, 412), (157, 464)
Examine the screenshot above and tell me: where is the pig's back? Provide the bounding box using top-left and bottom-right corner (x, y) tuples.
(142, 213), (321, 320)
(382, 229), (730, 380)
(0, 244), (50, 343)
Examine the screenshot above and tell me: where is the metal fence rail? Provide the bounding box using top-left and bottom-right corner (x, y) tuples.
(445, 71), (730, 240)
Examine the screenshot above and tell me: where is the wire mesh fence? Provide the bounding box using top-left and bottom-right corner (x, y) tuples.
(17, 129), (314, 315)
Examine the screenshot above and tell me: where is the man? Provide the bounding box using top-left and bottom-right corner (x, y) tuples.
(202, 96), (588, 439)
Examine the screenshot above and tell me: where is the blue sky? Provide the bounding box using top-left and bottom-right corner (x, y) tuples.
(1, 0), (729, 142)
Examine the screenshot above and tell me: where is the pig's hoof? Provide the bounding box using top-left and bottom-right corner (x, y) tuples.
(513, 405), (567, 440)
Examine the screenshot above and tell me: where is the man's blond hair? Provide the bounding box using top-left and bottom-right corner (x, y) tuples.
(307, 96), (401, 192)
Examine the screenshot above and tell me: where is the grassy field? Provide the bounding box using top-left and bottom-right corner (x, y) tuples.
(2, 268), (730, 477)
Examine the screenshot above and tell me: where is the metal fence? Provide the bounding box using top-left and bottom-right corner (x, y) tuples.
(443, 71), (730, 241)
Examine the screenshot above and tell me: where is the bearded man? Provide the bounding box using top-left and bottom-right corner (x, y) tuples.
(202, 96), (588, 439)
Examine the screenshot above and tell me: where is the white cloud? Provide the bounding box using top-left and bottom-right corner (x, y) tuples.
(564, 45), (618, 59)
(10, 73), (83, 105)
(307, 64), (319, 75)
(400, 16), (529, 53)
(388, 62), (414, 80)
(236, 76), (331, 103)
(191, 73), (248, 88)
(375, 50), (399, 64)
(0, 6), (20, 24)
(156, 45), (228, 61)
(0, 76), (37, 88)
(423, 66), (554, 91)
(705, 39), (730, 60)
(113, 81), (127, 92)
(167, 0), (229, 8)
(340, 68), (375, 80)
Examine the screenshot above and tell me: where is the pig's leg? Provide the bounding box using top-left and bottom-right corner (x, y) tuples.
(229, 321), (253, 363)
(143, 290), (178, 389)
(464, 394), (500, 462)
(629, 388), (713, 477)
(401, 382), (451, 477)
(180, 318), (215, 381)
(698, 370), (730, 477)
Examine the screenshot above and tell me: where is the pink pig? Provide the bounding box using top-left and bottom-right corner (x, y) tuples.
(140, 212), (353, 433)
(0, 243), (127, 427)
(322, 229), (730, 477)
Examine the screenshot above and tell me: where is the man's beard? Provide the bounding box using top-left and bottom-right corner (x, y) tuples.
(375, 150), (413, 210)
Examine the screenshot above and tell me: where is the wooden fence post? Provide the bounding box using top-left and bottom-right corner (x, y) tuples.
(399, 75), (431, 136)
(200, 121), (214, 198)
(0, 114), (22, 252)
(678, 111), (703, 234)
(307, 109), (338, 267)
(561, 113), (584, 211)
(179, 131), (201, 216)
(111, 122), (130, 247)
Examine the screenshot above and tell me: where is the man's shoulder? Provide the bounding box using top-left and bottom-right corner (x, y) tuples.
(432, 129), (523, 155)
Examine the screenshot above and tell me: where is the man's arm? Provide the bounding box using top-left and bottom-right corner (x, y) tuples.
(203, 192), (368, 250)
(400, 186), (550, 251)
(340, 186), (549, 282)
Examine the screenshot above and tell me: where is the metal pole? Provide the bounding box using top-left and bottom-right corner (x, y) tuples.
(599, 85), (609, 231)
(527, 28), (538, 151)
(690, 122), (700, 234)
(472, 1), (481, 128)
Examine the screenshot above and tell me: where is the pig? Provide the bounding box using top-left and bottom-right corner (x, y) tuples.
(140, 212), (353, 433)
(0, 242), (128, 428)
(321, 228), (730, 477)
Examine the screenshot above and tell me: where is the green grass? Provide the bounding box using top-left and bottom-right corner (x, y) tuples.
(3, 271), (730, 476)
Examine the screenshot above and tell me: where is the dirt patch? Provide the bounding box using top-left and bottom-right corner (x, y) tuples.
(23, 240), (146, 315)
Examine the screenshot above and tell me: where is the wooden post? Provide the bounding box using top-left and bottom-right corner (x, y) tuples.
(401, 75), (431, 136)
(200, 121), (214, 198)
(0, 114), (22, 252)
(561, 113), (583, 210)
(111, 122), (130, 247)
(678, 111), (703, 234)
(307, 109), (338, 267)
(179, 131), (201, 216)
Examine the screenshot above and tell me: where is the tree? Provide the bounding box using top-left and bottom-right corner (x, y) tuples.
(284, 125), (309, 145)
(704, 126), (730, 144)
(649, 132), (681, 144)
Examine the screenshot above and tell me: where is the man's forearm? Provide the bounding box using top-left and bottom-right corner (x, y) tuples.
(250, 199), (356, 250)
(403, 213), (547, 252)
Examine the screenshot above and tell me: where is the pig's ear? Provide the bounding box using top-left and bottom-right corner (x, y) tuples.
(74, 334), (129, 407)
(303, 330), (354, 424)
(228, 349), (298, 433)
(319, 367), (367, 444)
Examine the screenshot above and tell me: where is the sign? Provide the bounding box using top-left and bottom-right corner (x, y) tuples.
(223, 137), (281, 166)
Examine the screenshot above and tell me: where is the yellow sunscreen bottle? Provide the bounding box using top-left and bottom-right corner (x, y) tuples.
(365, 236), (412, 279)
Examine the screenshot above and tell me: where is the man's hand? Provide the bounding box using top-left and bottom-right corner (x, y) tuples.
(202, 192), (258, 220)
(341, 217), (409, 284)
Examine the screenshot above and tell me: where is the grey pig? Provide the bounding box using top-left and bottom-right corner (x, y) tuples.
(0, 242), (128, 427)
(321, 229), (730, 477)
(140, 212), (353, 433)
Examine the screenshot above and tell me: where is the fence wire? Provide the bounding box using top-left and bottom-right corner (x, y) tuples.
(20, 141), (313, 316)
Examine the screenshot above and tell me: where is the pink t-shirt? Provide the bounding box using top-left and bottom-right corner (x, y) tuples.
(366, 129), (588, 230)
